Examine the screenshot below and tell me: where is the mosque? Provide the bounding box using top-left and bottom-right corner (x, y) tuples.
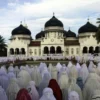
(7, 14), (99, 57)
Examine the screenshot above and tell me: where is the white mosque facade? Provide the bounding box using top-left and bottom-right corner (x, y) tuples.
(7, 15), (99, 57)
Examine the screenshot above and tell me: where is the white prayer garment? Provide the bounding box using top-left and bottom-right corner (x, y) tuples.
(31, 66), (42, 88)
(14, 66), (19, 77)
(8, 65), (14, 72)
(50, 66), (58, 81)
(56, 63), (62, 72)
(83, 73), (100, 100)
(0, 86), (8, 100)
(6, 78), (20, 100)
(8, 72), (16, 81)
(69, 65), (78, 81)
(79, 63), (89, 84)
(39, 73), (51, 97)
(58, 70), (69, 90)
(0, 71), (9, 91)
(92, 90), (100, 100)
(17, 70), (31, 88)
(67, 61), (73, 68)
(27, 81), (39, 100)
(68, 78), (83, 100)
(68, 91), (79, 100)
(39, 88), (56, 100)
(75, 63), (81, 75)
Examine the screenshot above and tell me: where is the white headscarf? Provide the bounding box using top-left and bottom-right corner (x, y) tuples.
(39, 88), (56, 100)
(17, 70), (31, 88)
(56, 63), (62, 72)
(83, 73), (100, 100)
(27, 81), (39, 100)
(67, 61), (73, 68)
(31, 66), (42, 87)
(39, 73), (51, 97)
(0, 86), (8, 100)
(0, 71), (9, 91)
(6, 78), (20, 100)
(92, 89), (100, 100)
(68, 91), (79, 100)
(58, 70), (69, 89)
(79, 63), (89, 84)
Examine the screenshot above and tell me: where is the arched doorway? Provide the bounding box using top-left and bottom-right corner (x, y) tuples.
(50, 46), (55, 54)
(10, 48), (14, 55)
(15, 48), (20, 55)
(21, 48), (26, 54)
(56, 46), (62, 53)
(89, 46), (94, 54)
(94, 46), (99, 53)
(83, 47), (88, 53)
(44, 46), (49, 54)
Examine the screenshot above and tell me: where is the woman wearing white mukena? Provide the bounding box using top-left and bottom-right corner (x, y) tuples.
(39, 88), (56, 100)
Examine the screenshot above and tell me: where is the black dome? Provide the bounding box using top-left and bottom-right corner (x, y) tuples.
(78, 22), (97, 34)
(67, 29), (76, 37)
(45, 15), (63, 28)
(12, 24), (31, 35)
(35, 31), (45, 39)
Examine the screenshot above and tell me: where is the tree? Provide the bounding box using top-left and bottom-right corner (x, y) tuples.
(0, 35), (7, 56)
(95, 18), (100, 43)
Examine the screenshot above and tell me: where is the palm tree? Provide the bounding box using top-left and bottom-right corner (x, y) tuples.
(0, 35), (7, 56)
(95, 18), (100, 43)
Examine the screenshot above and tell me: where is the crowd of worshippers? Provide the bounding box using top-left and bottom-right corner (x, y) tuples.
(1, 60), (100, 100)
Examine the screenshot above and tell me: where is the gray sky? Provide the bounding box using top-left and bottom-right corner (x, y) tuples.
(0, 0), (100, 42)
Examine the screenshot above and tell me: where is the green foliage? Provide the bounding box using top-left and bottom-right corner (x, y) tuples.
(0, 35), (7, 56)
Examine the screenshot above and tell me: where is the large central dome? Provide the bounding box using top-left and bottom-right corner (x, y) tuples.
(45, 15), (63, 28)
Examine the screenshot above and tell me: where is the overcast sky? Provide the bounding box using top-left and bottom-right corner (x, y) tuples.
(0, 0), (100, 42)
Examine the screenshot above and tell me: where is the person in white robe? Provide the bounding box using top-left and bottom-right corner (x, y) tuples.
(31, 66), (42, 88)
(17, 70), (31, 88)
(92, 89), (100, 100)
(78, 63), (89, 84)
(67, 61), (73, 68)
(14, 66), (19, 77)
(0, 70), (9, 91)
(83, 73), (100, 100)
(6, 78), (20, 100)
(50, 65), (58, 81)
(8, 72), (16, 81)
(38, 73), (51, 97)
(27, 81), (39, 100)
(39, 88), (56, 100)
(68, 91), (79, 100)
(56, 62), (62, 72)
(58, 69), (69, 90)
(69, 65), (78, 82)
(0, 86), (8, 100)
(68, 78), (83, 100)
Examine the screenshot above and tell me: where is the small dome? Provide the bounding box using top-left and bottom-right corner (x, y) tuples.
(35, 31), (45, 39)
(78, 22), (97, 34)
(67, 29), (76, 37)
(45, 15), (63, 28)
(12, 24), (31, 35)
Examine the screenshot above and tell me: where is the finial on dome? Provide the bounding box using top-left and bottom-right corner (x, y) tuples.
(41, 28), (43, 31)
(20, 21), (22, 25)
(69, 27), (70, 30)
(53, 12), (55, 16)
(87, 16), (90, 22)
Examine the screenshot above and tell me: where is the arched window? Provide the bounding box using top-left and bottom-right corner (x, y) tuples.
(50, 46), (55, 54)
(66, 48), (69, 55)
(56, 46), (62, 53)
(44, 47), (49, 54)
(71, 48), (74, 54)
(83, 46), (88, 53)
(21, 48), (25, 54)
(10, 48), (14, 55)
(76, 48), (79, 54)
(94, 46), (99, 53)
(34, 49), (37, 55)
(89, 46), (94, 54)
(15, 48), (20, 55)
